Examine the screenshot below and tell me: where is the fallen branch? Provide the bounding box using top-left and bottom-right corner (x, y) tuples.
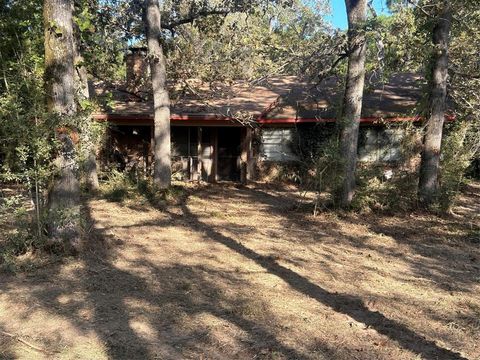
(0, 330), (51, 355)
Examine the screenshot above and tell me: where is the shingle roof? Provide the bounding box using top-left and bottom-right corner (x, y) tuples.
(92, 73), (426, 123)
(93, 77), (294, 118)
(262, 73), (425, 121)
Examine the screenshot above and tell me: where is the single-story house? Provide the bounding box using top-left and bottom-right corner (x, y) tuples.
(92, 50), (431, 182)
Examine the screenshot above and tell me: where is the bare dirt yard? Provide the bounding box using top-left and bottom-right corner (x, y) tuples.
(1, 182), (479, 359)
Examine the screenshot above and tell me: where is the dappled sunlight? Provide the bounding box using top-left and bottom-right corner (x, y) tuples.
(0, 282), (108, 359)
(0, 183), (478, 358)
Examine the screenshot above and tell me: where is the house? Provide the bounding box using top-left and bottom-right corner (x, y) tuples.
(92, 49), (429, 183)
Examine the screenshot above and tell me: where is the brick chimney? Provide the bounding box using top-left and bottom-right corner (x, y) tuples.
(126, 47), (148, 93)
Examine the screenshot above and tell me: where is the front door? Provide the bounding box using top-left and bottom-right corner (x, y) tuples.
(217, 127), (242, 181)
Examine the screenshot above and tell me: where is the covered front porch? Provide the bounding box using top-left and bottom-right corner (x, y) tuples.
(104, 120), (254, 183)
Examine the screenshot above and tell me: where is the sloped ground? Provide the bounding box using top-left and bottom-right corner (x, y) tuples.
(0, 182), (479, 359)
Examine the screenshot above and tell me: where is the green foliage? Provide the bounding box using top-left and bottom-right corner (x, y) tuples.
(352, 166), (418, 212)
(1, 0), (478, 230)
(289, 124), (343, 195)
(363, 1), (480, 211)
(0, 192), (43, 272)
(74, 0), (126, 81)
(0, 0), (56, 231)
(291, 122), (427, 212)
(76, 110), (107, 183)
(0, 0), (108, 260)
(348, 123), (420, 212)
(101, 170), (132, 202)
(100, 169), (186, 207)
(365, 8), (426, 76)
(164, 0), (331, 83)
(438, 122), (477, 211)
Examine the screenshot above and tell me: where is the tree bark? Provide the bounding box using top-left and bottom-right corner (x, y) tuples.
(418, 2), (452, 207)
(335, 0), (367, 208)
(144, 0), (171, 189)
(44, 0), (81, 249)
(44, 0), (76, 114)
(84, 150), (99, 191)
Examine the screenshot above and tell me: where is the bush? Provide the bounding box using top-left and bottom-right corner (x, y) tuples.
(438, 122), (478, 211)
(290, 123), (424, 212)
(352, 165), (418, 212)
(255, 161), (305, 184)
(0, 191), (45, 272)
(101, 170), (132, 202)
(100, 169), (187, 207)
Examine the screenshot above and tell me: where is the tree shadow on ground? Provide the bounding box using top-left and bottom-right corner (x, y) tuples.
(158, 185), (469, 360)
(201, 184), (480, 293)
(0, 197), (311, 359)
(86, 182), (478, 358)
(0, 183), (477, 359)
(0, 324), (17, 360)
(358, 216), (480, 292)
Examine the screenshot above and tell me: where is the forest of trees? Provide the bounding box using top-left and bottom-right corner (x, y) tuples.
(0, 0), (479, 251)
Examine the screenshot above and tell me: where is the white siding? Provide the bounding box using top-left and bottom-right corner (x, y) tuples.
(261, 128), (298, 162)
(358, 127), (404, 162)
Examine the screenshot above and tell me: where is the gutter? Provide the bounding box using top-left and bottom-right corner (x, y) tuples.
(92, 113), (455, 125)
(257, 115), (456, 125)
(257, 116), (421, 124)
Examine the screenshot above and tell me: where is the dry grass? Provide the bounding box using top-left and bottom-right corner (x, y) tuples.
(0, 181), (479, 359)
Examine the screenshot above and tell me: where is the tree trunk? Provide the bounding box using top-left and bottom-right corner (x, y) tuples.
(44, 0), (81, 250)
(335, 0), (367, 208)
(44, 0), (76, 113)
(144, 0), (171, 189)
(84, 150), (99, 190)
(418, 3), (452, 207)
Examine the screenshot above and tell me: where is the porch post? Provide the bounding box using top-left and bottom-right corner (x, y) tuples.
(246, 127), (254, 181)
(213, 127), (218, 182)
(148, 124), (154, 175)
(240, 127), (252, 184)
(197, 127), (203, 182)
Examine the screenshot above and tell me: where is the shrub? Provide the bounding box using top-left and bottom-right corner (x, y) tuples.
(352, 165), (418, 212)
(438, 122), (479, 211)
(99, 169), (187, 207)
(0, 191), (45, 272)
(101, 170), (131, 202)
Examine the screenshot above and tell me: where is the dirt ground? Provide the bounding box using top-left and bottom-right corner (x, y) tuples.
(0, 182), (479, 359)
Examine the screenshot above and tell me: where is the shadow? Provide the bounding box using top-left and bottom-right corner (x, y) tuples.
(170, 201), (467, 360)
(158, 183), (479, 296)
(343, 212), (480, 293)
(89, 182), (479, 358)
(0, 183), (477, 359)
(0, 325), (16, 360)
(235, 183), (480, 294)
(0, 194), (309, 359)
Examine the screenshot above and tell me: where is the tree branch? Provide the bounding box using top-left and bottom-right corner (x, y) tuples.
(90, 70), (148, 102)
(161, 9), (231, 31)
(1, 331), (52, 355)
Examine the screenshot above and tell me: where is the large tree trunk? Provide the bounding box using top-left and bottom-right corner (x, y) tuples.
(44, 0), (81, 250)
(335, 0), (367, 208)
(144, 0), (171, 189)
(45, 0), (76, 113)
(418, 3), (452, 207)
